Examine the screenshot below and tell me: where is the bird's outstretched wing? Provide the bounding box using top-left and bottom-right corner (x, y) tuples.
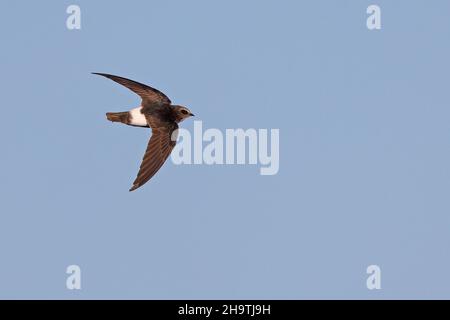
(92, 73), (172, 105)
(129, 117), (178, 191)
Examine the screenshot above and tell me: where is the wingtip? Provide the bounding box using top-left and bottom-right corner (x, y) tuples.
(129, 185), (138, 192)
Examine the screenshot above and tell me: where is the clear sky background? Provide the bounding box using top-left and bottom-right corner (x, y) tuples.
(1, 1), (449, 299)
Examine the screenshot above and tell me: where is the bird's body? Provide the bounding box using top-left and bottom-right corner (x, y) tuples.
(128, 106), (148, 127)
(93, 73), (194, 191)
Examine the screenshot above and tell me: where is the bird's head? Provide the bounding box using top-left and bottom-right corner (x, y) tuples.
(173, 105), (194, 122)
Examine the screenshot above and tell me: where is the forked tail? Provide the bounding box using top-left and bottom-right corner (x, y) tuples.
(106, 111), (130, 125)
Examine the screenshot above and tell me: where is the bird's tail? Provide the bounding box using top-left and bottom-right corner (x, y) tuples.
(106, 111), (130, 125)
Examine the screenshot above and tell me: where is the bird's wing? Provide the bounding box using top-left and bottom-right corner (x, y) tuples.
(129, 117), (178, 191)
(92, 73), (172, 105)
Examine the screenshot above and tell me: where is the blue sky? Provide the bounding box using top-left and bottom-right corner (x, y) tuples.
(0, 1), (450, 299)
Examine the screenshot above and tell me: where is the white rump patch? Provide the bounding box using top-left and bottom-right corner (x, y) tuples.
(129, 106), (148, 127)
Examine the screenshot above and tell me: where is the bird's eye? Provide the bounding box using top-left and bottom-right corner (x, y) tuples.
(181, 110), (188, 115)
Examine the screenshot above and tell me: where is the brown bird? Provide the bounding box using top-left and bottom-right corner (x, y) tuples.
(93, 73), (194, 191)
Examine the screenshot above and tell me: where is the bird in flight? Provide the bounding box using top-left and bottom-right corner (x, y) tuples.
(93, 73), (194, 191)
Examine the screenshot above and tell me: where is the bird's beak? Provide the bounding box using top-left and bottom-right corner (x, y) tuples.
(190, 113), (195, 116)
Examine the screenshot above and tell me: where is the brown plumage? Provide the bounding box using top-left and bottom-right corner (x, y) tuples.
(106, 111), (130, 124)
(93, 73), (194, 191)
